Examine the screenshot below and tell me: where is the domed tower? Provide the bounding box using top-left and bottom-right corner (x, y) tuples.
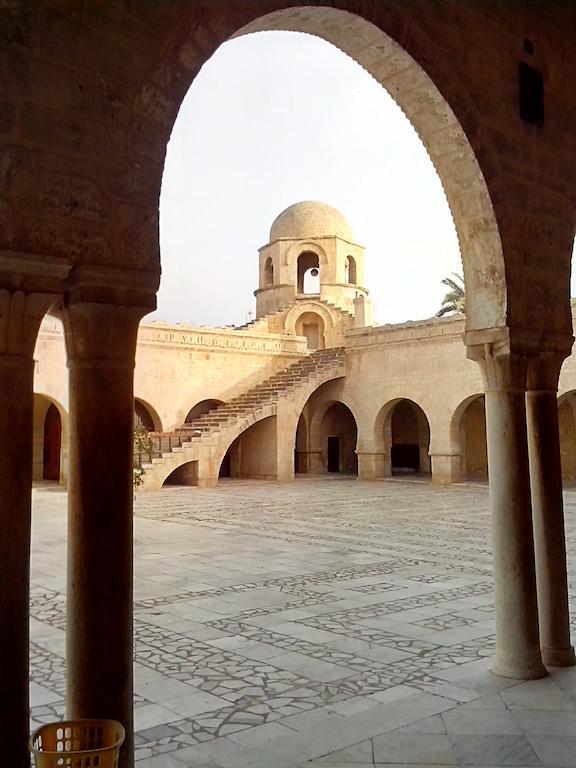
(255, 201), (369, 319)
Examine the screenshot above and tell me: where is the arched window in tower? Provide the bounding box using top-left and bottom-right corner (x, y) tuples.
(264, 256), (274, 287)
(297, 251), (320, 294)
(345, 256), (357, 285)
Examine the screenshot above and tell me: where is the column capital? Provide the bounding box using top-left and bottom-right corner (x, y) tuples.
(464, 327), (573, 392)
(62, 264), (158, 365)
(526, 338), (573, 392)
(64, 263), (159, 310)
(465, 339), (529, 392)
(62, 301), (149, 367)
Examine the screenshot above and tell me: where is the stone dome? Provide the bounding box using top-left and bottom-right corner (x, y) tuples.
(269, 201), (353, 242)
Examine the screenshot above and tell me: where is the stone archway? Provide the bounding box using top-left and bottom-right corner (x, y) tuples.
(387, 399), (431, 476)
(308, 399), (359, 475)
(134, 398), (162, 433)
(295, 311), (325, 351)
(42, 403), (61, 482)
(184, 398), (225, 425)
(458, 395), (488, 481)
(294, 412), (309, 474)
(219, 415), (278, 481)
(32, 394), (69, 485)
(136, 5), (510, 334)
(8, 6), (576, 764)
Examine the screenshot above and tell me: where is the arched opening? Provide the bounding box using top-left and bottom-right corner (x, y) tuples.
(219, 416), (278, 481)
(42, 404), (61, 482)
(185, 399), (225, 425)
(295, 311), (325, 352)
(163, 460), (199, 487)
(345, 256), (357, 285)
(297, 252), (320, 295)
(134, 399), (157, 432)
(388, 400), (431, 475)
(264, 256), (274, 287)
(460, 395), (488, 481)
(33, 394), (68, 484)
(558, 392), (576, 484)
(294, 413), (308, 474)
(319, 402), (358, 475)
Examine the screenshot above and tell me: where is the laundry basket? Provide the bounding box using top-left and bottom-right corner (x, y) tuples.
(29, 719), (125, 768)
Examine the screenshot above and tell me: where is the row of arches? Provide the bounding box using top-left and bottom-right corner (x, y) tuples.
(158, 390), (490, 486)
(36, 390), (576, 487)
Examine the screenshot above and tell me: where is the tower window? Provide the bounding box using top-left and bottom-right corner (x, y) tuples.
(297, 251), (320, 294)
(264, 256), (274, 287)
(345, 256), (357, 284)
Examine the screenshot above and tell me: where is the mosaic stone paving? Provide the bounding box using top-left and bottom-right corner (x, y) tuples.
(30, 477), (576, 768)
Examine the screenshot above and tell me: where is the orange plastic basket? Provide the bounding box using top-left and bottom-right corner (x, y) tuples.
(29, 719), (125, 768)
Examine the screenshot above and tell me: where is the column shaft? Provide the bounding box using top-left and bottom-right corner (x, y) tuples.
(276, 411), (295, 482)
(526, 390), (575, 666)
(67, 359), (135, 760)
(65, 303), (144, 768)
(0, 355), (35, 768)
(485, 386), (546, 678)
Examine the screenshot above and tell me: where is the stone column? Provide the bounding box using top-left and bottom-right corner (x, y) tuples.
(308, 449), (324, 474)
(430, 453), (461, 484)
(526, 351), (575, 667)
(63, 299), (147, 768)
(276, 412), (295, 483)
(0, 289), (56, 768)
(356, 450), (388, 480)
(467, 338), (546, 679)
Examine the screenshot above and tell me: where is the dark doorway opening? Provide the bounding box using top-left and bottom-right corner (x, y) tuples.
(220, 449), (231, 478)
(327, 436), (340, 472)
(43, 404), (61, 481)
(391, 443), (419, 472)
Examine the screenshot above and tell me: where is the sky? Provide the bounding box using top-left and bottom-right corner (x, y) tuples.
(154, 32), (466, 327)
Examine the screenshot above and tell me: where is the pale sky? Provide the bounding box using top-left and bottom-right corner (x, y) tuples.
(155, 32), (466, 327)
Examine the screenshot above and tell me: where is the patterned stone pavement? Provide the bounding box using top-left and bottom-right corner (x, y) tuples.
(30, 477), (576, 767)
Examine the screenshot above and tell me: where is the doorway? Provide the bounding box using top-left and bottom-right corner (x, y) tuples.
(327, 436), (340, 472)
(43, 404), (61, 481)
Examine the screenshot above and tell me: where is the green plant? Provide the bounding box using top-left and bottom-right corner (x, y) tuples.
(133, 423), (153, 492)
(436, 273), (465, 317)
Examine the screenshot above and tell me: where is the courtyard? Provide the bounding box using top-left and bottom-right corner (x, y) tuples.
(30, 478), (576, 768)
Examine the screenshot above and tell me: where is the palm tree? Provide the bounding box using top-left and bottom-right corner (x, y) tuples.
(436, 273), (465, 317)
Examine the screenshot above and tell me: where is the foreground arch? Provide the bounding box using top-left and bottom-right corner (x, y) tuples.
(3, 5), (576, 766)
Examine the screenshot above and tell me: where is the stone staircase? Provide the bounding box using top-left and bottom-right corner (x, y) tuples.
(234, 297), (356, 333)
(135, 347), (346, 489)
(234, 306), (289, 332)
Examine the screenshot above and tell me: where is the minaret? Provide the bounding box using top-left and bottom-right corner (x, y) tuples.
(255, 201), (369, 319)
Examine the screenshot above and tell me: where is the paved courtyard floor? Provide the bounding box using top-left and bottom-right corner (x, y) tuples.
(30, 477), (576, 768)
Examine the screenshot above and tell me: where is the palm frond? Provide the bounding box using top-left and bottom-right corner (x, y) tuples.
(436, 272), (465, 317)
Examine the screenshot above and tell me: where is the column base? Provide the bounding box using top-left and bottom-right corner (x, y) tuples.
(542, 645), (576, 667)
(491, 651), (548, 680)
(430, 453), (461, 485)
(356, 451), (388, 481)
